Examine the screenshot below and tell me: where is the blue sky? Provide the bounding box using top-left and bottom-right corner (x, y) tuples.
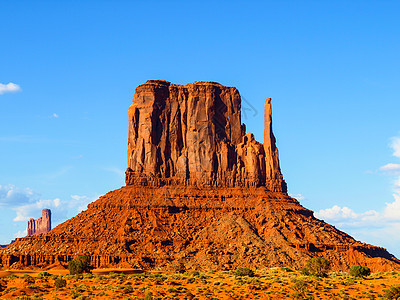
(1, 1), (400, 257)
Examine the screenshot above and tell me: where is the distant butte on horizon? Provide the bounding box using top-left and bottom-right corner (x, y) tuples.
(27, 209), (51, 237)
(0, 80), (399, 272)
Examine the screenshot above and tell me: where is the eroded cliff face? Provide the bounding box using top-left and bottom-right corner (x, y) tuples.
(2, 186), (399, 272)
(27, 209), (51, 236)
(125, 80), (286, 192)
(1, 80), (398, 272)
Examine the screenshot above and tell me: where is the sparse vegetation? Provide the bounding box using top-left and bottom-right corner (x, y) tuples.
(349, 265), (371, 278)
(0, 267), (399, 299)
(384, 286), (400, 299)
(234, 267), (255, 277)
(302, 257), (331, 277)
(37, 271), (51, 278)
(54, 277), (67, 289)
(68, 255), (93, 275)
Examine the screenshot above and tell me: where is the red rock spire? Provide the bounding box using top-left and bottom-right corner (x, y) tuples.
(27, 209), (51, 236)
(264, 98), (287, 192)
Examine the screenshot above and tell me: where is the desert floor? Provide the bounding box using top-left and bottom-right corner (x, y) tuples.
(0, 267), (399, 299)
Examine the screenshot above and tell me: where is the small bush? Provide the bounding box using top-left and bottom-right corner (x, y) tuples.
(38, 271), (51, 278)
(384, 286), (400, 299)
(291, 279), (309, 299)
(54, 277), (67, 289)
(26, 284), (39, 289)
(234, 267), (255, 277)
(71, 290), (81, 299)
(144, 292), (153, 300)
(123, 286), (133, 294)
(302, 257), (330, 277)
(186, 277), (195, 283)
(24, 276), (35, 285)
(68, 255), (93, 275)
(349, 265), (371, 278)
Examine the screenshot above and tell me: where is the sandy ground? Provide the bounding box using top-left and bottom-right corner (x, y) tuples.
(0, 267), (399, 299)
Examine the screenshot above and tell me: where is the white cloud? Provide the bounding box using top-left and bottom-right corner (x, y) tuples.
(315, 199), (400, 257)
(315, 205), (358, 221)
(12, 194), (95, 224)
(0, 83), (21, 95)
(52, 113), (59, 118)
(0, 184), (96, 228)
(0, 185), (37, 207)
(380, 163), (400, 174)
(70, 195), (93, 213)
(14, 229), (27, 239)
(317, 135), (400, 256)
(290, 194), (305, 201)
(384, 193), (400, 220)
(391, 136), (400, 158)
(13, 198), (62, 222)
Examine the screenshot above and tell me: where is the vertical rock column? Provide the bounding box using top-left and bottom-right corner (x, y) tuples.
(27, 209), (52, 236)
(263, 98), (287, 192)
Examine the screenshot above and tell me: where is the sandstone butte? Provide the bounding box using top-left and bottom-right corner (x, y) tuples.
(27, 209), (52, 237)
(1, 80), (399, 272)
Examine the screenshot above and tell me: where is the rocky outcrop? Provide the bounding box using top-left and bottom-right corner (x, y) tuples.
(1, 185), (398, 271)
(27, 209), (51, 236)
(125, 80), (286, 192)
(1, 80), (398, 272)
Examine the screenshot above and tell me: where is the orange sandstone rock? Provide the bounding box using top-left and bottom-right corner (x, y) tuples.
(125, 80), (286, 191)
(0, 81), (398, 272)
(27, 209), (51, 236)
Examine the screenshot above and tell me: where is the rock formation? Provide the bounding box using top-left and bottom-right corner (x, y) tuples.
(27, 209), (51, 236)
(125, 80), (286, 192)
(0, 80), (399, 272)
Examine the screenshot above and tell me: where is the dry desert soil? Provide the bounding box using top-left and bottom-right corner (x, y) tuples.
(0, 267), (399, 299)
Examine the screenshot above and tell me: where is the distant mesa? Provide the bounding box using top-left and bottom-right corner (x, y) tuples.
(0, 81), (399, 272)
(27, 209), (51, 236)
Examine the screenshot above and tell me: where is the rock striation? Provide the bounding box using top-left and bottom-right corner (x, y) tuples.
(0, 80), (399, 272)
(125, 80), (286, 192)
(27, 209), (51, 236)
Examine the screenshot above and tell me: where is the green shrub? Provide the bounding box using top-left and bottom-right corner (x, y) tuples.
(291, 279), (309, 299)
(384, 286), (400, 299)
(68, 255), (93, 275)
(302, 257), (331, 277)
(186, 277), (195, 283)
(70, 290), (81, 299)
(38, 271), (51, 278)
(349, 265), (371, 278)
(3, 286), (17, 293)
(54, 277), (67, 289)
(234, 267), (255, 277)
(23, 276), (35, 285)
(123, 286), (133, 294)
(144, 292), (153, 300)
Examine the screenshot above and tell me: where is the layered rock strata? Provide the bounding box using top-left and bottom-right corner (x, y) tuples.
(0, 80), (399, 272)
(27, 209), (51, 236)
(125, 80), (286, 192)
(0, 185), (398, 271)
